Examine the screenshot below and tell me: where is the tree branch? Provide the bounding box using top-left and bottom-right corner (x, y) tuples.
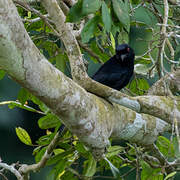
(0, 0), (177, 158)
(155, 0), (169, 78)
(148, 69), (180, 95)
(0, 162), (23, 180)
(41, 0), (88, 84)
(19, 132), (60, 176)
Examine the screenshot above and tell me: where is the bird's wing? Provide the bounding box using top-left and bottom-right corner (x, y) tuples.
(106, 70), (129, 85)
(92, 72), (109, 83)
(109, 71), (131, 90)
(93, 68), (131, 90)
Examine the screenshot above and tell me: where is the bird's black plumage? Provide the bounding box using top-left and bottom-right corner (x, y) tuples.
(92, 44), (135, 90)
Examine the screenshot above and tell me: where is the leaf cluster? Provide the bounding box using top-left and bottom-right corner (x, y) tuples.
(1, 0), (180, 179)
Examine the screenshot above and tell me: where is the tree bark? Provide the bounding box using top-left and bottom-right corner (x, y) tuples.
(0, 0), (179, 157)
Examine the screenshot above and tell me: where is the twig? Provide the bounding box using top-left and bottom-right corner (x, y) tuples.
(164, 52), (179, 65)
(63, 0), (77, 6)
(166, 39), (174, 59)
(144, 1), (169, 78)
(123, 87), (137, 96)
(0, 172), (8, 180)
(157, 23), (180, 29)
(130, 1), (145, 14)
(117, 154), (136, 166)
(133, 145), (141, 180)
(14, 1), (61, 38)
(142, 155), (161, 169)
(171, 98), (180, 152)
(0, 101), (45, 115)
(167, 159), (180, 169)
(156, 0), (169, 78)
(22, 14), (49, 23)
(78, 41), (103, 64)
(19, 132), (60, 175)
(93, 175), (116, 179)
(74, 20), (85, 38)
(168, 0), (180, 5)
(135, 44), (157, 62)
(66, 167), (82, 179)
(0, 163), (23, 180)
(57, 1), (85, 38)
(58, 0), (69, 15)
(149, 144), (169, 166)
(121, 167), (136, 178)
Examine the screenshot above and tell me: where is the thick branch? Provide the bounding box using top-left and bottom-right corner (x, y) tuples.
(0, 0), (175, 154)
(0, 0), (112, 152)
(41, 0), (88, 84)
(148, 69), (180, 95)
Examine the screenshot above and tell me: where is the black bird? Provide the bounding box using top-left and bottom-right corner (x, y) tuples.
(92, 44), (135, 90)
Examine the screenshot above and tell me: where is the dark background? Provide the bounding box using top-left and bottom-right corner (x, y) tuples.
(0, 76), (50, 180)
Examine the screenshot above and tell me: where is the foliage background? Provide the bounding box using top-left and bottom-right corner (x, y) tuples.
(0, 0), (180, 179)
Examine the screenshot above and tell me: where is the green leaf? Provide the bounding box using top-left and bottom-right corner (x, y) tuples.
(102, 2), (112, 32)
(104, 157), (120, 178)
(38, 113), (61, 129)
(0, 70), (5, 80)
(53, 160), (67, 179)
(33, 146), (42, 156)
(173, 137), (180, 158)
(134, 64), (150, 76)
(81, 16), (100, 43)
(66, 0), (84, 22)
(131, 21), (147, 27)
(36, 133), (54, 146)
(141, 161), (163, 180)
(156, 136), (175, 158)
(164, 172), (177, 180)
(112, 0), (130, 32)
(128, 78), (150, 95)
(90, 41), (110, 62)
(106, 146), (125, 158)
(82, 0), (102, 15)
(111, 22), (121, 37)
(47, 149), (74, 166)
(84, 155), (97, 177)
(135, 55), (152, 65)
(131, 0), (141, 4)
(75, 142), (90, 158)
(117, 29), (129, 44)
(47, 152), (65, 166)
(55, 54), (67, 73)
(27, 11), (31, 18)
(54, 148), (65, 155)
(61, 171), (78, 180)
(18, 88), (31, 105)
(76, 142), (88, 154)
(175, 44), (180, 61)
(31, 96), (49, 114)
(15, 127), (32, 146)
(35, 146), (47, 163)
(110, 33), (115, 51)
(7, 101), (44, 114)
(49, 53), (67, 73)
